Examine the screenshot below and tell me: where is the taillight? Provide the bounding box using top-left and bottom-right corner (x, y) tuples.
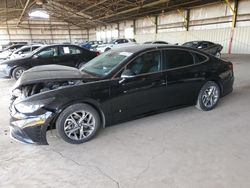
(96, 51), (100, 56)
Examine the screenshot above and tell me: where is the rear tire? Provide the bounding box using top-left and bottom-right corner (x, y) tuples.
(12, 67), (26, 80)
(56, 103), (100, 144)
(196, 81), (220, 111)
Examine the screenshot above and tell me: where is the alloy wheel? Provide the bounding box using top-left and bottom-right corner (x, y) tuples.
(64, 111), (96, 141)
(201, 86), (219, 108)
(15, 69), (24, 79)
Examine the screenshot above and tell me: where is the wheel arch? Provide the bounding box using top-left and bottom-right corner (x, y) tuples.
(52, 99), (106, 129)
(206, 77), (223, 96)
(10, 65), (29, 78)
(9, 65), (19, 77)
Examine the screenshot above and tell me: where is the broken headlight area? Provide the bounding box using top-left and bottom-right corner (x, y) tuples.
(15, 98), (55, 113)
(12, 80), (82, 98)
(10, 80), (82, 112)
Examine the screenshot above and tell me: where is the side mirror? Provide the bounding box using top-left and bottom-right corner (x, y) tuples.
(119, 69), (135, 84)
(198, 46), (202, 49)
(18, 51), (22, 55)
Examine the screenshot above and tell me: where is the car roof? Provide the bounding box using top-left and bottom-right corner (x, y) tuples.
(34, 44), (80, 50)
(111, 44), (199, 53)
(184, 41), (214, 44)
(19, 44), (41, 49)
(45, 44), (80, 47)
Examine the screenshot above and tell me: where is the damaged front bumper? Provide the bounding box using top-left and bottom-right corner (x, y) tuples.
(10, 106), (55, 145)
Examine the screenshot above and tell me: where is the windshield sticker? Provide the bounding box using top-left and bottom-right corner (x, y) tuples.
(119, 52), (133, 57)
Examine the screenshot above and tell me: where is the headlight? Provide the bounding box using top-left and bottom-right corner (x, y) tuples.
(15, 98), (54, 113)
(0, 64), (7, 71)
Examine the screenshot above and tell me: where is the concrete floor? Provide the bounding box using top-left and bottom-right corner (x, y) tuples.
(0, 54), (250, 188)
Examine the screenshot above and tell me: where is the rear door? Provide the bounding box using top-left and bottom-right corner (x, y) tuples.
(58, 45), (95, 68)
(162, 49), (208, 107)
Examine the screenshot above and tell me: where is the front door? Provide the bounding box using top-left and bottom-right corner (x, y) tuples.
(110, 50), (167, 122)
(33, 46), (60, 66)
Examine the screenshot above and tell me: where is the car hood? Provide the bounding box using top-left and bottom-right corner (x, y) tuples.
(13, 65), (84, 89)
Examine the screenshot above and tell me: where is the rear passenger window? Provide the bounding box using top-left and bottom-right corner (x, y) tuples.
(60, 46), (81, 55)
(192, 52), (207, 64)
(163, 50), (194, 69)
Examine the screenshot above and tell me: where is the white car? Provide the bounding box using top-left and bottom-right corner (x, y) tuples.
(8, 45), (42, 59)
(96, 38), (136, 53)
(0, 44), (25, 60)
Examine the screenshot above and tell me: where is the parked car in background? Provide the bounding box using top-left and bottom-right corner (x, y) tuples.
(0, 44), (26, 60)
(9, 44), (234, 145)
(8, 44), (42, 60)
(0, 44), (98, 80)
(96, 38), (136, 53)
(1, 42), (28, 52)
(80, 41), (103, 50)
(182, 41), (223, 58)
(144, 41), (169, 44)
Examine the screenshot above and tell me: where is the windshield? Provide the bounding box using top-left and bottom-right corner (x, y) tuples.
(81, 50), (133, 77)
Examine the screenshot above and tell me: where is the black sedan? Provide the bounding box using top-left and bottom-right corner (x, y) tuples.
(182, 41), (223, 58)
(144, 41), (169, 44)
(0, 44), (98, 80)
(9, 44), (234, 145)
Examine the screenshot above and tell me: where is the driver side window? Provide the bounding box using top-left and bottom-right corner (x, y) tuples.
(126, 51), (161, 75)
(37, 47), (58, 58)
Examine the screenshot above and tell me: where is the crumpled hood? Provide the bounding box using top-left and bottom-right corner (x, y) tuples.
(13, 65), (83, 89)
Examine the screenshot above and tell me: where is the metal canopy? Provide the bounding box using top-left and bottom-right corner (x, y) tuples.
(0, 0), (223, 28)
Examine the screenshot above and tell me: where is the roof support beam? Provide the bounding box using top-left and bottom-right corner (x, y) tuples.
(81, 0), (109, 12)
(17, 0), (31, 27)
(224, 0), (238, 28)
(177, 9), (189, 31)
(94, 0), (170, 21)
(155, 16), (158, 34)
(45, 1), (108, 26)
(47, 0), (93, 19)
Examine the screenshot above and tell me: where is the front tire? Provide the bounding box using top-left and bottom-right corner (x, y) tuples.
(56, 103), (100, 144)
(12, 67), (26, 80)
(196, 81), (220, 111)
